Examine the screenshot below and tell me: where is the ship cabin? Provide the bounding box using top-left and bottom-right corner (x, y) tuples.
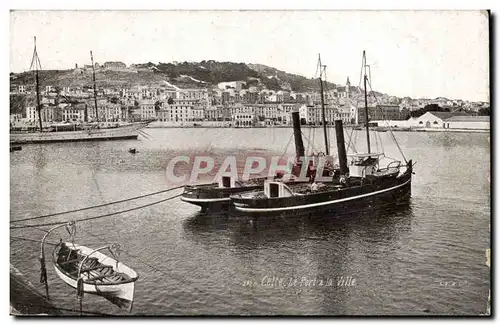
(218, 175), (238, 188)
(347, 153), (383, 178)
(264, 181), (295, 198)
(347, 153), (401, 179)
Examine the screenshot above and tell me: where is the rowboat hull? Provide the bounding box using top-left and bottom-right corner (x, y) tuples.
(10, 123), (146, 145)
(52, 243), (138, 312)
(53, 265), (135, 311)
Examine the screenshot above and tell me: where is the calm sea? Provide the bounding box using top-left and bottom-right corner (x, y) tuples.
(10, 127), (490, 315)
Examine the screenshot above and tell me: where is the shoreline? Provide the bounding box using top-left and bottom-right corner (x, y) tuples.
(145, 125), (489, 133)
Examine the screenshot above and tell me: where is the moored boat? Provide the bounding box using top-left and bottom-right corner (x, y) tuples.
(230, 51), (415, 217)
(181, 176), (268, 213)
(38, 221), (139, 312)
(180, 55), (337, 214)
(10, 38), (148, 145)
(10, 122), (148, 145)
(52, 242), (138, 312)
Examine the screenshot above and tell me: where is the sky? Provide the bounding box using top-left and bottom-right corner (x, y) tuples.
(10, 10), (489, 102)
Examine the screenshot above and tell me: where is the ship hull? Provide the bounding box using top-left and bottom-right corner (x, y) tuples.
(231, 172), (412, 217)
(10, 123), (146, 145)
(52, 243), (138, 312)
(181, 183), (264, 213)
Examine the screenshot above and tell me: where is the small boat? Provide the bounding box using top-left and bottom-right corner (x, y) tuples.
(10, 146), (22, 152)
(52, 242), (139, 312)
(129, 148), (138, 154)
(181, 176), (268, 213)
(10, 38), (148, 145)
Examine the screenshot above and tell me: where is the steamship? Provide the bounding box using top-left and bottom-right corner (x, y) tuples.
(230, 51), (415, 217)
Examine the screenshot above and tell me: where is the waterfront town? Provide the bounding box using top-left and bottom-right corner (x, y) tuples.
(10, 61), (490, 131)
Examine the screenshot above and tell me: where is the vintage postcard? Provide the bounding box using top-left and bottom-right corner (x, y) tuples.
(9, 10), (490, 316)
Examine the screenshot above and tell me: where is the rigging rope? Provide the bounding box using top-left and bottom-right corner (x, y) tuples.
(378, 131), (385, 154)
(279, 133), (294, 160)
(10, 185), (184, 224)
(374, 128), (380, 153)
(305, 126), (311, 155)
(365, 78), (408, 163)
(10, 236), (57, 246)
(345, 127), (358, 153)
(10, 193), (182, 230)
(301, 131), (319, 154)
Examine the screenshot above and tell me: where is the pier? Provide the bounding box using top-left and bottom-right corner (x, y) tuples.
(10, 264), (58, 315)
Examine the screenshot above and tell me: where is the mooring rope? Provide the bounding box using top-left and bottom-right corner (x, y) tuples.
(10, 185), (184, 224)
(10, 193), (182, 230)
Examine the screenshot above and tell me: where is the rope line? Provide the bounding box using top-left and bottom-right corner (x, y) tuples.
(366, 78), (407, 163)
(301, 131), (319, 154)
(10, 185), (184, 224)
(10, 193), (182, 230)
(10, 236), (57, 246)
(279, 133), (294, 160)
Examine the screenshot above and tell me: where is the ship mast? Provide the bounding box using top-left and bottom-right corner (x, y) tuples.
(30, 37), (43, 132)
(90, 51), (99, 122)
(318, 54), (329, 155)
(363, 50), (371, 153)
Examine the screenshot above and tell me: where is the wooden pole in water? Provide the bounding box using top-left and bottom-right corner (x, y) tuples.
(292, 110), (305, 159)
(90, 51), (99, 122)
(335, 119), (348, 175)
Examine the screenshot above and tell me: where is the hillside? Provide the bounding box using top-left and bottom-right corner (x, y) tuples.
(247, 63), (336, 92)
(10, 60), (339, 93)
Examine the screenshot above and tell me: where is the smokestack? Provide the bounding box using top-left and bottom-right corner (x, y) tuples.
(335, 119), (348, 175)
(292, 110), (305, 159)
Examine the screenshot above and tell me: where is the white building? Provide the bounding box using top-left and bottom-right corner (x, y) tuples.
(446, 116), (490, 130)
(299, 104), (336, 125)
(10, 113), (23, 125)
(371, 112), (490, 130)
(161, 104), (194, 122)
(192, 107), (205, 121)
(62, 107), (85, 122)
(140, 100), (156, 120)
(26, 106), (37, 123)
(231, 104), (255, 126)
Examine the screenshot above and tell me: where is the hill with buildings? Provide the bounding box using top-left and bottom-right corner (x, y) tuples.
(9, 60), (489, 118)
(10, 60), (338, 93)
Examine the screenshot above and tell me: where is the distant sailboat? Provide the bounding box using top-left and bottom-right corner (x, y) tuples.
(10, 37), (148, 145)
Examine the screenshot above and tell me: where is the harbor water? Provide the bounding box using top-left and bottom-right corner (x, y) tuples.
(10, 127), (490, 315)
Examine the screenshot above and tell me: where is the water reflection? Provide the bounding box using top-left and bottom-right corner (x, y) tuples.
(184, 202), (414, 249)
(183, 202), (414, 314)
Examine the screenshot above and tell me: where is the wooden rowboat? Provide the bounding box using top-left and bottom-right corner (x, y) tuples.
(52, 242), (139, 312)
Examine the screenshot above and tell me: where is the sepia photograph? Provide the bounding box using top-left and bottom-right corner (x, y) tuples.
(8, 9), (491, 316)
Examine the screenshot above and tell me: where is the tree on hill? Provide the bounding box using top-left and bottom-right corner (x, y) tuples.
(410, 103), (449, 118)
(478, 106), (490, 116)
(262, 77), (281, 91)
